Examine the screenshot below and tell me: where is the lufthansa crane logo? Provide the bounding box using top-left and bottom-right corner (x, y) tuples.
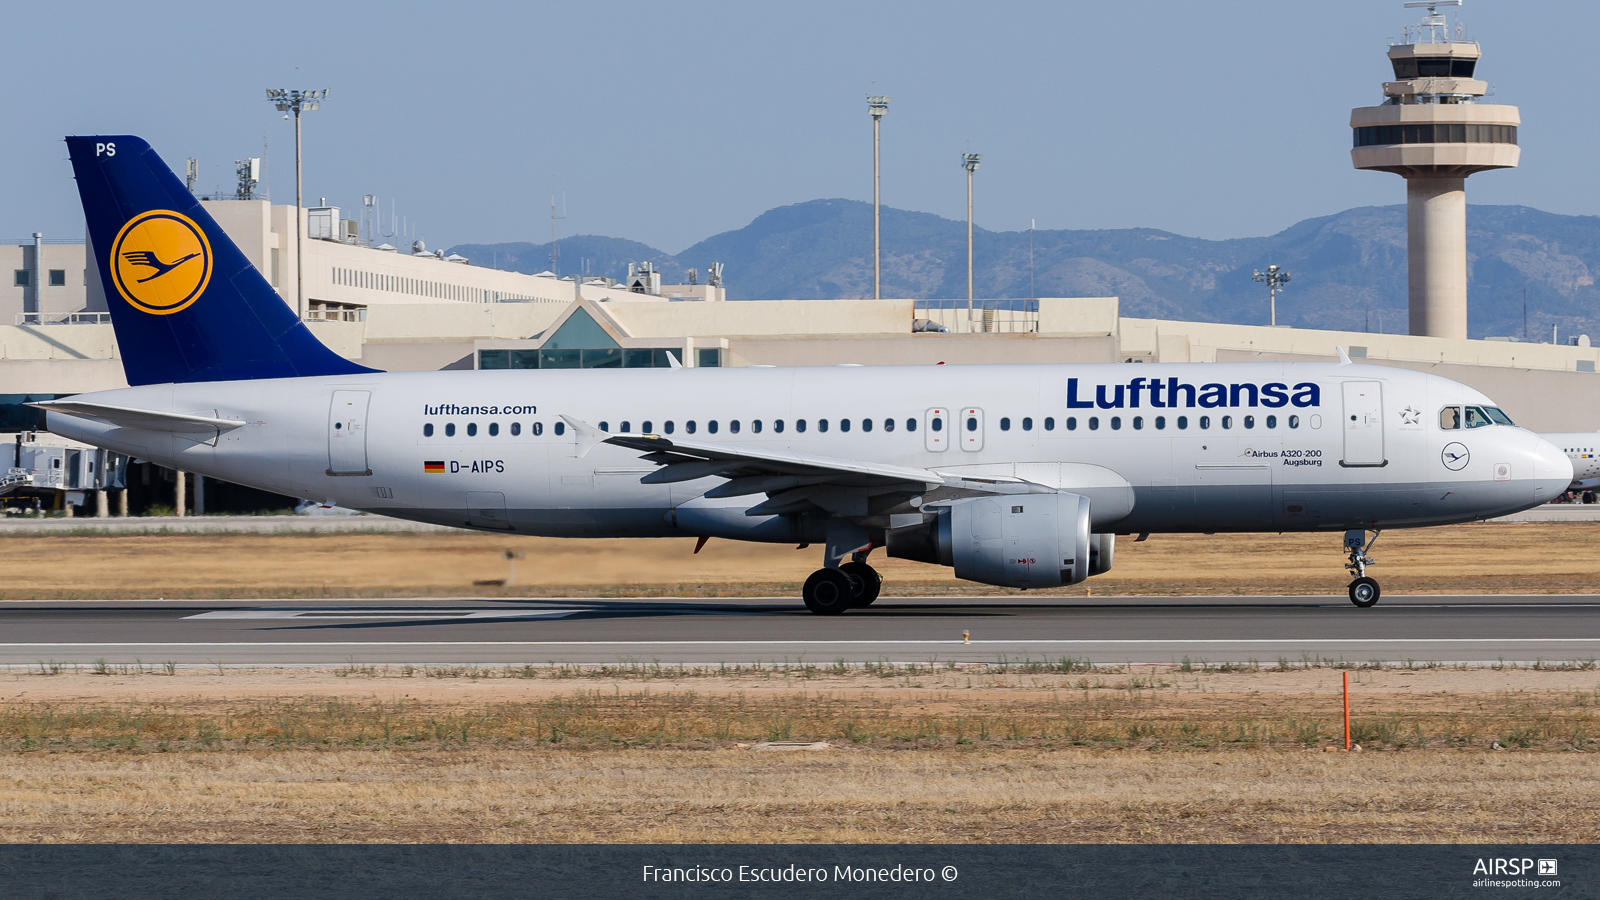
(109, 210), (212, 315)
(1442, 441), (1470, 471)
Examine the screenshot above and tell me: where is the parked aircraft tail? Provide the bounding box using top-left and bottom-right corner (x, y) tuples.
(65, 135), (376, 385)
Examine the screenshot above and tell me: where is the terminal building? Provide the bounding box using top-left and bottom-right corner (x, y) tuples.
(3, 3), (1594, 517)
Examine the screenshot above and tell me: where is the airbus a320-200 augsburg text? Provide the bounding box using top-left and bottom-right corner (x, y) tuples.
(38, 135), (1573, 613)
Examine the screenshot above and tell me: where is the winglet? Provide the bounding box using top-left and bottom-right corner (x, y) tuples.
(665, 350), (683, 369)
(1336, 346), (1352, 366)
(558, 415), (608, 458)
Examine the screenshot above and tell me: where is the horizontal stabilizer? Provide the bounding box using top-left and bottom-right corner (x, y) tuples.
(30, 400), (245, 434)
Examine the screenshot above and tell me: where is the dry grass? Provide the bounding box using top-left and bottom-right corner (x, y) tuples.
(4, 666), (1600, 843)
(2, 521), (1600, 600)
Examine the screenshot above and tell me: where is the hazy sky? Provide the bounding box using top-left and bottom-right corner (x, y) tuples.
(1, 1), (1587, 253)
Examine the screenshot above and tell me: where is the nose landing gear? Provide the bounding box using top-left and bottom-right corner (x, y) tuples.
(1344, 529), (1382, 608)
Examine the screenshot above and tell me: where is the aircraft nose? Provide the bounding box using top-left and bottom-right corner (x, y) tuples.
(1528, 433), (1574, 502)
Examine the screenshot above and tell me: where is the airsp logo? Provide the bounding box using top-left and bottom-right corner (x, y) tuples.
(1442, 441), (1470, 471)
(109, 210), (212, 315)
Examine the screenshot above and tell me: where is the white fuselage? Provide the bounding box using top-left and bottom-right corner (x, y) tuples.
(45, 361), (1571, 538)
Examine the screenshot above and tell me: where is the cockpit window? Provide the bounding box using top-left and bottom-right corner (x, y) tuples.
(1484, 407), (1514, 426)
(1439, 406), (1461, 430)
(1464, 406), (1491, 428)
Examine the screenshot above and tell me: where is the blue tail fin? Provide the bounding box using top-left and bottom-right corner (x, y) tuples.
(66, 135), (378, 385)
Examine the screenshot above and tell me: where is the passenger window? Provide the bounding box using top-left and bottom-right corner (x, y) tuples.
(796, 419), (807, 433)
(930, 418), (941, 432)
(1244, 415), (1255, 429)
(1265, 415), (1276, 428)
(774, 420), (785, 433)
(466, 423), (477, 437)
(752, 420), (762, 433)
(1111, 416), (1122, 430)
(1465, 406), (1489, 428)
(819, 419), (829, 432)
(1199, 416), (1210, 429)
(665, 421), (675, 434)
(686, 421), (697, 434)
(1288, 415), (1299, 429)
(1132, 416), (1143, 430)
(597, 422), (607, 433)
(839, 419), (850, 432)
(423, 423), (434, 437)
(1044, 417), (1055, 431)
(906, 418), (917, 432)
(620, 421), (630, 433)
(1067, 417), (1077, 430)
(883, 418), (894, 432)
(862, 418), (872, 432)
(511, 422), (522, 436)
(531, 422), (542, 436)
(966, 416), (977, 431)
(490, 422), (501, 436)
(730, 420), (740, 434)
(1089, 417), (1099, 431)
(1155, 416), (1166, 429)
(707, 421), (718, 434)
(554, 422), (565, 436)
(1022, 417), (1033, 431)
(1439, 406), (1461, 430)
(1177, 416), (1188, 429)
(1221, 416), (1233, 429)
(641, 420), (653, 433)
(999, 417), (1011, 431)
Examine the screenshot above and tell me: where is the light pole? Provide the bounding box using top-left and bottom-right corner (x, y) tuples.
(868, 95), (889, 301)
(266, 87), (329, 319)
(962, 153), (981, 322)
(1252, 263), (1291, 326)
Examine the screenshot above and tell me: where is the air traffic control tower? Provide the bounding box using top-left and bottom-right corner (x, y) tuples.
(1351, 1), (1519, 339)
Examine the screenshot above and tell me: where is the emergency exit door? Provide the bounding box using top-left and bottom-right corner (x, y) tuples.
(327, 390), (372, 475)
(1340, 381), (1386, 467)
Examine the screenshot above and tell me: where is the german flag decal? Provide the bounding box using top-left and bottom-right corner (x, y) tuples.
(424, 461), (446, 474)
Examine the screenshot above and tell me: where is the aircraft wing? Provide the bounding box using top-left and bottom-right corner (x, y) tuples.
(29, 400), (246, 434)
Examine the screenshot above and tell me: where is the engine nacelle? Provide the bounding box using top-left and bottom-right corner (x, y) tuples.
(1089, 533), (1114, 576)
(888, 493), (1092, 589)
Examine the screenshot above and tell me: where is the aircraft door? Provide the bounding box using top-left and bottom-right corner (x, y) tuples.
(1340, 382), (1386, 467)
(327, 390), (372, 475)
(466, 490), (512, 529)
(924, 408), (949, 452)
(960, 407), (984, 452)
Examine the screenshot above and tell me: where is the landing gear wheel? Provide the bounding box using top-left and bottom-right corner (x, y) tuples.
(1349, 577), (1380, 608)
(840, 561), (882, 607)
(803, 568), (855, 615)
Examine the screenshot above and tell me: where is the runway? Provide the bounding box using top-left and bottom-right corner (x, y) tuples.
(3, 594), (1600, 667)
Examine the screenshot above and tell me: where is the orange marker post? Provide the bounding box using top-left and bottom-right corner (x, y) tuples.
(1343, 671), (1351, 751)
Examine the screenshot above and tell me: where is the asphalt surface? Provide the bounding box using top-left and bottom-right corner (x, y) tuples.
(3, 594), (1599, 667)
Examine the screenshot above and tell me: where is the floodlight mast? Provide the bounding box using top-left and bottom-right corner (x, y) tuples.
(1253, 264), (1291, 326)
(868, 95), (890, 301)
(266, 87), (329, 319)
(962, 153), (981, 319)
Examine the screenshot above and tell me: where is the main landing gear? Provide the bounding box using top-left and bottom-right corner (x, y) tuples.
(1344, 529), (1382, 608)
(802, 554), (882, 615)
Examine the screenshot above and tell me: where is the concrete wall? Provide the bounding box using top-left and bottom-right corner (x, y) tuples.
(0, 242), (90, 319)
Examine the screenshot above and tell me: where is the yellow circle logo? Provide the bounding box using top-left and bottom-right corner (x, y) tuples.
(110, 210), (212, 315)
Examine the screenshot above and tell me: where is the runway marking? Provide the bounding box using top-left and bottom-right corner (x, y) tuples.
(1, 638), (1599, 648)
(185, 609), (582, 621)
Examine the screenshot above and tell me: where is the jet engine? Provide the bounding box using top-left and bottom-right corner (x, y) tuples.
(1089, 533), (1114, 576)
(887, 492), (1092, 589)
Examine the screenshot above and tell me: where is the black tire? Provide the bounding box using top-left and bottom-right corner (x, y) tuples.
(803, 568), (854, 615)
(840, 561), (882, 607)
(1349, 576), (1380, 608)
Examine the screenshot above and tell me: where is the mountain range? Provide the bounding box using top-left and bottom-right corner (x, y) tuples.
(449, 199), (1600, 341)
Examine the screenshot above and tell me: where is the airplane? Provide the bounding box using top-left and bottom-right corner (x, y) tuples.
(1535, 428), (1600, 494)
(36, 135), (1574, 613)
